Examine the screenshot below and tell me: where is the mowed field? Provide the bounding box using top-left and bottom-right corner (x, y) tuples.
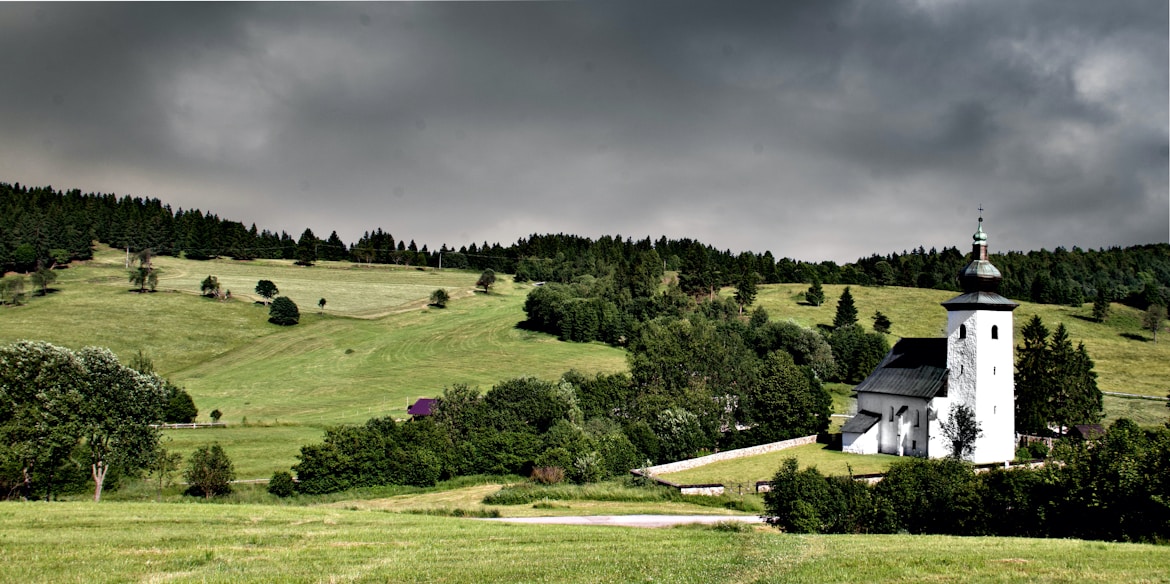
(1, 501), (1168, 583)
(0, 247), (628, 477)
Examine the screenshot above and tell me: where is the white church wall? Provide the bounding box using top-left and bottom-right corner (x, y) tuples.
(842, 424), (878, 454)
(855, 394), (930, 457)
(946, 309), (1016, 463)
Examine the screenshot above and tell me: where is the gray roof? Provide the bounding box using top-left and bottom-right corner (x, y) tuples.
(840, 410), (881, 434)
(854, 338), (949, 399)
(942, 291), (1020, 311)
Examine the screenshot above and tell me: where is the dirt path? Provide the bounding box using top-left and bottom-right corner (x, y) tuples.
(481, 515), (764, 528)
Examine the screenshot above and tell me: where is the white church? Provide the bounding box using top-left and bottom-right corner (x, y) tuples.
(841, 217), (1018, 464)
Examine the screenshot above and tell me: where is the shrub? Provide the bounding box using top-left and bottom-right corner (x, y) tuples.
(531, 466), (565, 485)
(163, 383), (198, 423)
(268, 470), (296, 497)
(430, 288), (449, 308)
(184, 444), (235, 498)
(268, 296), (300, 325)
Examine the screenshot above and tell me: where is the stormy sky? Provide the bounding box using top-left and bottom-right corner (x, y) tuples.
(0, 2), (1165, 262)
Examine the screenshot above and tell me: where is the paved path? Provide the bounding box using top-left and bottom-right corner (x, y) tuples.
(482, 515), (764, 528)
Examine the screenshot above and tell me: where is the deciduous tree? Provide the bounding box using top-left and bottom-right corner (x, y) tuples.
(268, 296), (300, 326)
(184, 443), (235, 498)
(30, 265), (57, 296)
(941, 403), (983, 461)
(254, 280), (278, 304)
(477, 269), (496, 293)
(200, 275), (220, 298)
(76, 347), (168, 501)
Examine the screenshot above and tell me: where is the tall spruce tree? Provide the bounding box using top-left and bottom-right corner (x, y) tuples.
(833, 287), (858, 329)
(1092, 288), (1110, 322)
(1015, 315), (1052, 435)
(1016, 317), (1103, 436)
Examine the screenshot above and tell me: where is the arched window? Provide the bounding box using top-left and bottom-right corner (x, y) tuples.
(959, 324), (967, 339)
(991, 325), (999, 339)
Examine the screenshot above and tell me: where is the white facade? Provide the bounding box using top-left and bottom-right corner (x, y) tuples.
(941, 308), (1016, 463)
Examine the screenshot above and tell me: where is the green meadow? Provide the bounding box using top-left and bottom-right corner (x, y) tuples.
(1, 249), (1167, 481)
(1, 501), (1167, 583)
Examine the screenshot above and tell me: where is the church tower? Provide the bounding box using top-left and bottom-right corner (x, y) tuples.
(936, 215), (1018, 463)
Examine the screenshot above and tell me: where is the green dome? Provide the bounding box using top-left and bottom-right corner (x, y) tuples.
(973, 218), (988, 243)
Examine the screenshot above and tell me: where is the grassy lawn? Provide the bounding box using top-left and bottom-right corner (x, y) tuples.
(160, 425), (326, 480)
(659, 442), (900, 486)
(1, 501), (1167, 583)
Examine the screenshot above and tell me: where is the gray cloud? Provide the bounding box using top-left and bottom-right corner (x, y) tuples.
(0, 1), (1164, 262)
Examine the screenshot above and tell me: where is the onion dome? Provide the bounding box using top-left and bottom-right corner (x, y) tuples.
(957, 216), (1002, 293)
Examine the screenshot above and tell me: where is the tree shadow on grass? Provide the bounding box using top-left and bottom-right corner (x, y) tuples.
(1071, 314), (1101, 324)
(1120, 332), (1151, 342)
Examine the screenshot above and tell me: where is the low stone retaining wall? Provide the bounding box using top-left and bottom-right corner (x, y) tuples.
(628, 435), (819, 497)
(641, 434), (819, 476)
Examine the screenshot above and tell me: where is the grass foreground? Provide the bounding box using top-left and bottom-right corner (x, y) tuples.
(1, 501), (1168, 583)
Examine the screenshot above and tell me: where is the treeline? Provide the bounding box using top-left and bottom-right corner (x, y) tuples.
(764, 419), (1170, 542)
(4, 181), (1168, 308)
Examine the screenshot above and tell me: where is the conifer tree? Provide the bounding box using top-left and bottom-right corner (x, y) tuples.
(1015, 315), (1051, 434)
(1143, 304), (1166, 343)
(1092, 288), (1110, 322)
(805, 276), (825, 307)
(734, 271), (758, 315)
(833, 287), (858, 329)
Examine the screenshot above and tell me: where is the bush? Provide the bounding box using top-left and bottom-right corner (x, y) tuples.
(430, 289), (449, 308)
(184, 444), (235, 498)
(163, 384), (198, 423)
(531, 466), (565, 485)
(268, 296), (300, 325)
(268, 470), (296, 497)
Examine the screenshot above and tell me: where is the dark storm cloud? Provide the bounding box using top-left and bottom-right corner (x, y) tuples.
(0, 1), (1164, 261)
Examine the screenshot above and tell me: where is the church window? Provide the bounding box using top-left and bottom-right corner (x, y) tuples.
(915, 410), (920, 427)
(912, 440), (917, 450)
(991, 325), (999, 339)
(959, 324), (967, 339)
(889, 407), (894, 422)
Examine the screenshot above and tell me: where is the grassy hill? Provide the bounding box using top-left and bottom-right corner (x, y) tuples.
(2, 500), (1167, 583)
(1, 249), (1166, 477)
(0, 246), (627, 476)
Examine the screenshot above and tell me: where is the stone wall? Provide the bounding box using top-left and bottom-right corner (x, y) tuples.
(641, 434), (818, 476)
